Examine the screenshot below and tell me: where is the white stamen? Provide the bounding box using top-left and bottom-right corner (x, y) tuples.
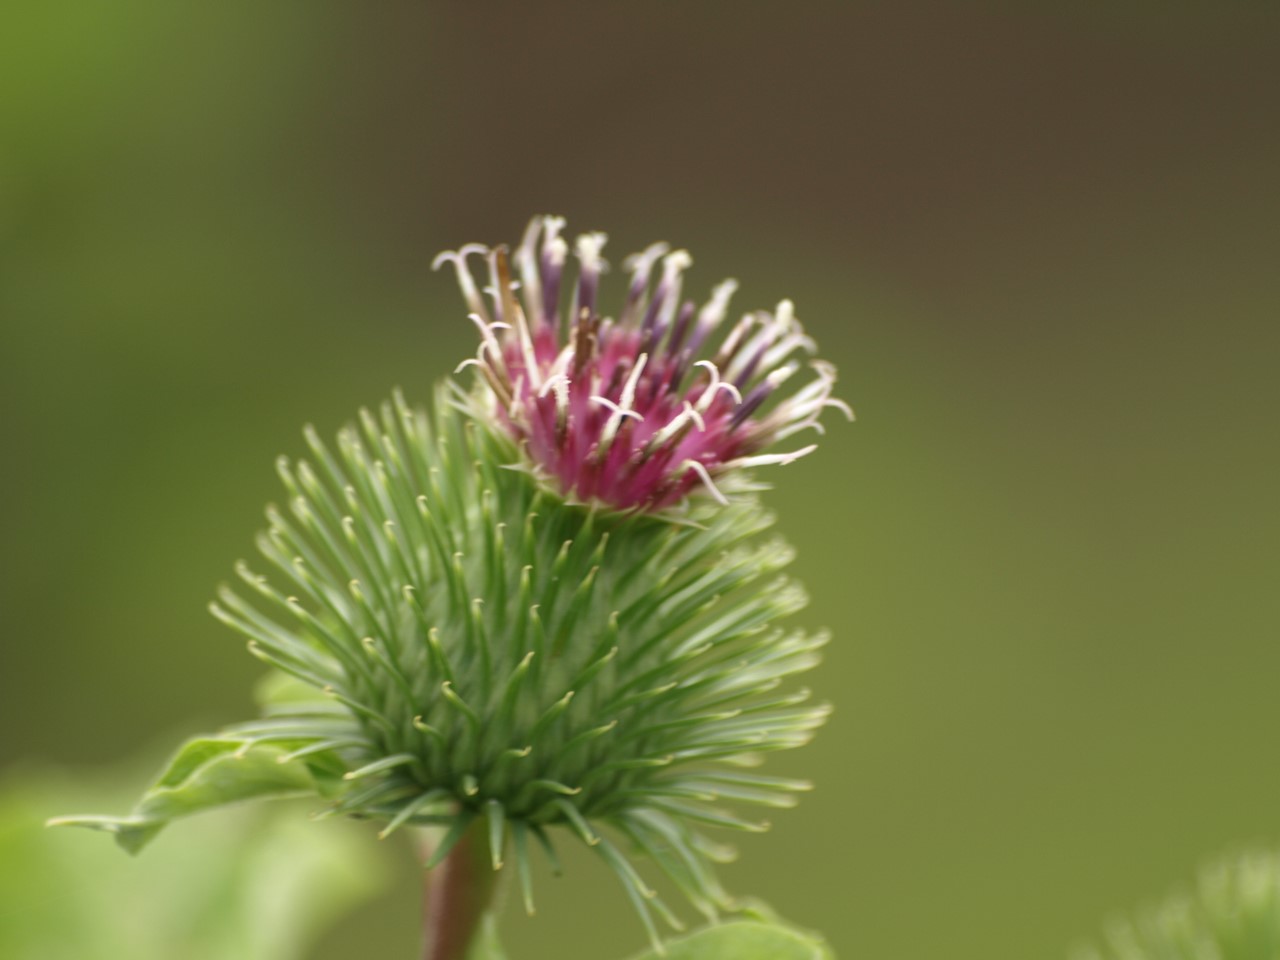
(547, 344), (576, 380)
(664, 250), (693, 274)
(597, 353), (648, 448)
(715, 313), (758, 370)
(696, 279), (738, 337)
(771, 396), (828, 426)
(773, 419), (825, 441)
(684, 401), (706, 432)
(539, 373), (571, 421)
(590, 396), (644, 423)
(542, 216), (567, 246)
(575, 232), (609, 273)
(616, 352), (646, 413)
(682, 459), (729, 505)
(693, 360), (743, 412)
(727, 445), (818, 469)
(512, 297), (543, 392)
(516, 217), (545, 325)
(766, 361), (801, 388)
(716, 381), (744, 404)
(467, 312), (504, 361)
(649, 401), (703, 449)
(780, 366), (838, 410)
(724, 313), (790, 384)
(482, 277), (521, 314)
(618, 241), (672, 328)
(507, 375), (527, 422)
(552, 378), (571, 415)
(432, 246), (491, 324)
(538, 373), (569, 400)
(622, 241), (670, 276)
(825, 398), (856, 421)
(655, 250), (693, 334)
(743, 356), (849, 441)
(759, 332), (817, 373)
(545, 235), (567, 269)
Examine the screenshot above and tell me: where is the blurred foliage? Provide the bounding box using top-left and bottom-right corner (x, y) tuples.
(0, 766), (391, 960)
(1073, 849), (1280, 960)
(51, 738), (335, 854)
(624, 920), (832, 960)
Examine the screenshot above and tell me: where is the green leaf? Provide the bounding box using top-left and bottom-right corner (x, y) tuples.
(2, 766), (392, 960)
(49, 737), (325, 853)
(621, 920), (834, 960)
(465, 913), (508, 960)
(253, 668), (329, 709)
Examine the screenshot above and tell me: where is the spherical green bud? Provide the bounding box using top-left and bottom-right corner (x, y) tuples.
(213, 385), (828, 939)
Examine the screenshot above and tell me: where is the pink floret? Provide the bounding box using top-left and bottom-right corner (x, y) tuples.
(435, 217), (851, 512)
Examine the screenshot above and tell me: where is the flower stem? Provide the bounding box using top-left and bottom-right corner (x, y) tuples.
(421, 820), (499, 960)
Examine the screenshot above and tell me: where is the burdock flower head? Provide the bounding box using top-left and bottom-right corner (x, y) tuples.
(437, 216), (849, 513)
(55, 218), (851, 953)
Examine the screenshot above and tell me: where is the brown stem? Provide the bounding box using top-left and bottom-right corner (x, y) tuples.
(422, 821), (498, 960)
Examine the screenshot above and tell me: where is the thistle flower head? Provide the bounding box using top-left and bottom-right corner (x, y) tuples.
(57, 219), (848, 951)
(435, 216), (852, 511)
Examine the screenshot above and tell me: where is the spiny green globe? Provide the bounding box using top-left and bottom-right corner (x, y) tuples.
(223, 385), (825, 931)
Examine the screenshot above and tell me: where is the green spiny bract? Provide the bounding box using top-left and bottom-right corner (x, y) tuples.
(1075, 849), (1280, 960)
(67, 381), (828, 944)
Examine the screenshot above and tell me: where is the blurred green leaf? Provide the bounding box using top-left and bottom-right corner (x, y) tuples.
(622, 920), (833, 960)
(0, 766), (391, 960)
(1074, 848), (1280, 960)
(49, 737), (330, 853)
(467, 914), (508, 960)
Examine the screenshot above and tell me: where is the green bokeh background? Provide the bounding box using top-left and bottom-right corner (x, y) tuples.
(3, 3), (1278, 958)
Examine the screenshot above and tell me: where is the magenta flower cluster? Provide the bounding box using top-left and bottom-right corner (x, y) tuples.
(435, 216), (850, 511)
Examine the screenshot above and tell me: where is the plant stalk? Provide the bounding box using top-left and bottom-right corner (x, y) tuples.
(421, 820), (499, 960)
